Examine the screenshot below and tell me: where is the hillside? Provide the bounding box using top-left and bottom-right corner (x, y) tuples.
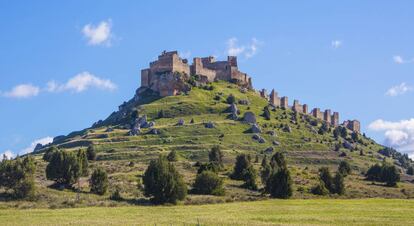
(6, 80), (414, 208)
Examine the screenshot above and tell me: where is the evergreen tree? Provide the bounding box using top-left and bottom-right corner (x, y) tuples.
(77, 149), (89, 177)
(338, 161), (351, 177)
(46, 151), (81, 185)
(318, 167), (334, 193)
(0, 156), (36, 199)
(89, 168), (109, 195)
(231, 154), (251, 180)
(242, 166), (258, 190)
(333, 172), (345, 195)
(270, 152), (287, 171)
(260, 156), (272, 189)
(86, 145), (97, 161)
(208, 146), (224, 167)
(43, 146), (58, 162)
(167, 150), (177, 162)
(267, 167), (293, 199)
(407, 166), (414, 175)
(142, 156), (187, 204)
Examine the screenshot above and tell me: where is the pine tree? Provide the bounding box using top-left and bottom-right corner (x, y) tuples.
(90, 168), (109, 195)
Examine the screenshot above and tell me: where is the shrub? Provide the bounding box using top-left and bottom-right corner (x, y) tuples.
(193, 171), (225, 196)
(333, 172), (345, 195)
(0, 156), (36, 199)
(226, 94), (236, 104)
(197, 162), (220, 174)
(46, 151), (81, 185)
(90, 168), (109, 195)
(208, 146), (223, 167)
(270, 152), (287, 171)
(241, 166), (258, 190)
(382, 164), (400, 187)
(167, 150), (177, 162)
(231, 154), (251, 180)
(267, 168), (292, 199)
(366, 164), (383, 181)
(311, 181), (329, 195)
(86, 145), (97, 161)
(260, 156), (272, 188)
(338, 161), (351, 177)
(158, 110), (165, 119)
(143, 156), (187, 204)
(43, 146), (58, 162)
(77, 149), (89, 177)
(318, 167), (334, 193)
(110, 188), (122, 201)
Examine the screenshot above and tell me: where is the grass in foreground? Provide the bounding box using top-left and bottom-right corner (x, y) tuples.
(0, 199), (413, 225)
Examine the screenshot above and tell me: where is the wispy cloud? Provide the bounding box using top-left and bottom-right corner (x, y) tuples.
(393, 55), (413, 64)
(0, 150), (15, 161)
(331, 40), (343, 49)
(2, 84), (40, 98)
(369, 118), (414, 158)
(226, 38), (262, 59)
(385, 82), (412, 97)
(20, 136), (53, 155)
(48, 72), (117, 93)
(82, 19), (113, 46)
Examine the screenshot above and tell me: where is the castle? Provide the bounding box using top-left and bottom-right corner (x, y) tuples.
(140, 51), (252, 96)
(138, 51), (360, 133)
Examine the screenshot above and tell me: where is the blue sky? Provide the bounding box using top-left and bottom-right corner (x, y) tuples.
(1, 1), (414, 159)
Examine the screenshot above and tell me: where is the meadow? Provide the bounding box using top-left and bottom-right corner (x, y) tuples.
(0, 199), (413, 225)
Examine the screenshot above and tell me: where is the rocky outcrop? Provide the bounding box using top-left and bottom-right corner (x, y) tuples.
(250, 124), (262, 133)
(229, 103), (238, 120)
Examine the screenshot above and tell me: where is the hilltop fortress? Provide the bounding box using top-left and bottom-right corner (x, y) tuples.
(137, 51), (360, 133)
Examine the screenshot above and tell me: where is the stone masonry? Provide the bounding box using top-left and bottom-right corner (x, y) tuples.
(140, 51), (252, 97)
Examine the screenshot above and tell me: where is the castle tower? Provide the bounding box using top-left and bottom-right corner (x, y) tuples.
(324, 109), (332, 124)
(260, 89), (268, 99)
(281, 96), (289, 109)
(331, 112), (339, 126)
(269, 89), (280, 107)
(292, 100), (302, 112)
(312, 108), (323, 120)
(302, 104), (308, 114)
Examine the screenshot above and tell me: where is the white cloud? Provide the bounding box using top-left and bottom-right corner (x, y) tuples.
(393, 55), (414, 64)
(385, 82), (412, 97)
(369, 118), (414, 157)
(3, 84), (40, 98)
(226, 38), (262, 59)
(20, 136), (53, 155)
(82, 19), (113, 46)
(47, 72), (117, 93)
(331, 40), (342, 49)
(0, 150), (15, 161)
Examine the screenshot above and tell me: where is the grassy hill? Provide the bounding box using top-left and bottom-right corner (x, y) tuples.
(3, 80), (414, 209)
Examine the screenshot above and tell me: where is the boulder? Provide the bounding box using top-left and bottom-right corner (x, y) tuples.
(105, 127), (114, 132)
(177, 119), (185, 126)
(258, 137), (266, 143)
(229, 103), (238, 120)
(147, 121), (155, 128)
(272, 140), (280, 146)
(252, 134), (266, 143)
(238, 99), (250, 105)
(267, 130), (276, 136)
(343, 141), (354, 150)
(250, 124), (262, 133)
(264, 147), (274, 154)
(283, 125), (292, 133)
(205, 121), (215, 128)
(147, 129), (160, 135)
(129, 126), (140, 136)
(243, 112), (256, 124)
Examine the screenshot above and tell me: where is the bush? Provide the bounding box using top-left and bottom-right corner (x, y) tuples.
(110, 188), (122, 201)
(226, 94), (236, 104)
(197, 162), (220, 174)
(90, 168), (109, 195)
(311, 181), (329, 195)
(267, 168), (292, 199)
(86, 145), (97, 161)
(208, 146), (224, 167)
(193, 171), (225, 196)
(318, 167), (334, 193)
(241, 166), (258, 190)
(77, 149), (89, 177)
(143, 156), (187, 204)
(260, 156), (272, 188)
(231, 154), (251, 180)
(43, 146), (58, 162)
(333, 172), (345, 195)
(366, 163), (400, 186)
(167, 150), (177, 162)
(270, 152), (287, 171)
(338, 161), (351, 177)
(0, 156), (36, 199)
(46, 151), (82, 185)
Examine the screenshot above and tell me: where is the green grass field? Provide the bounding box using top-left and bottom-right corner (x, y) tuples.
(0, 199), (412, 225)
